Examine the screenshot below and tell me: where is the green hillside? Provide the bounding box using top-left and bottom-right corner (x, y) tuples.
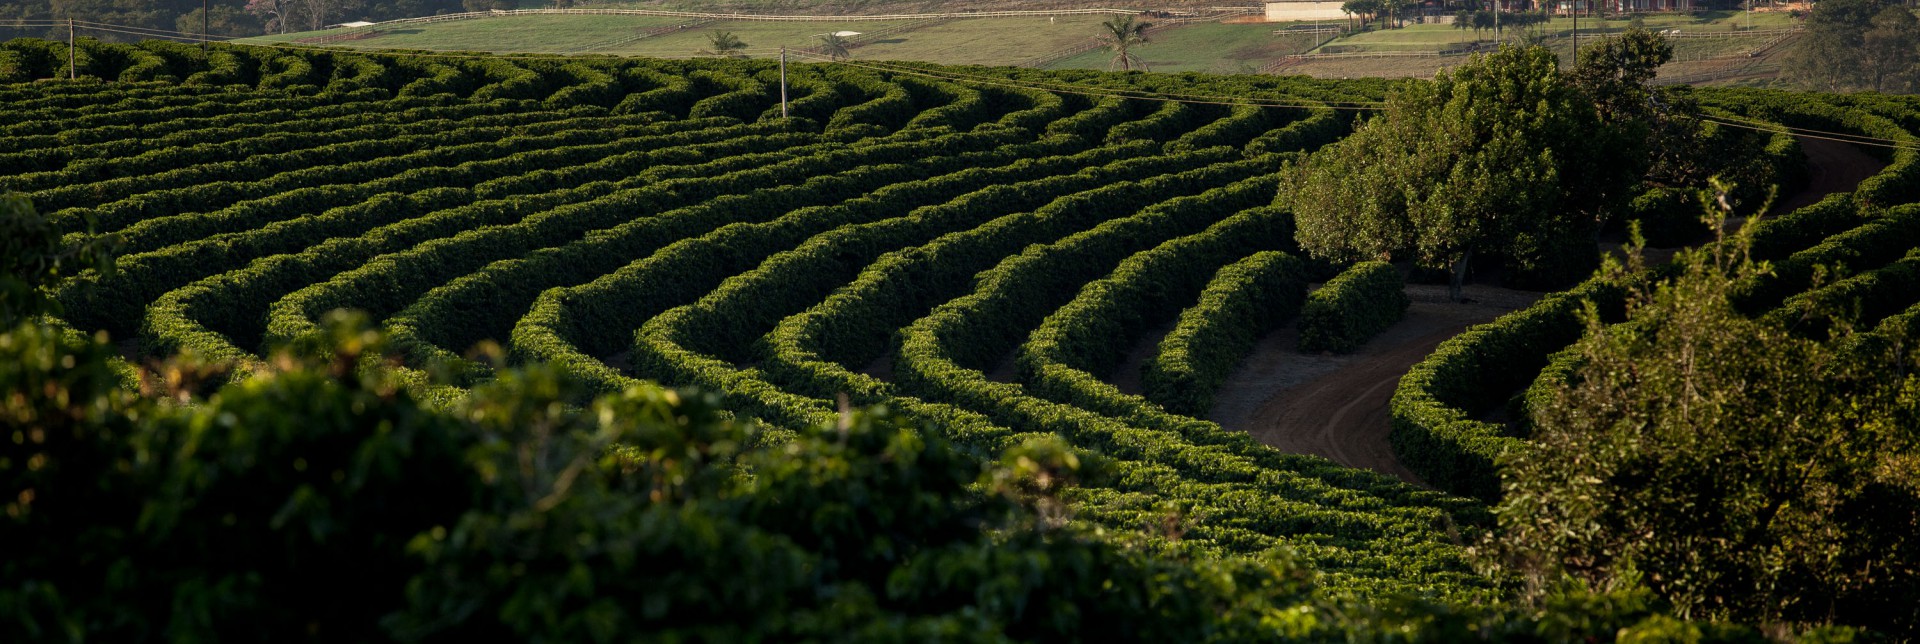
(1, 34), (1915, 639)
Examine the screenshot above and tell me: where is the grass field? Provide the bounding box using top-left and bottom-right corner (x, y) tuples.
(254, 13), (1128, 62)
(1333, 11), (1797, 51)
(832, 15), (1113, 66)
(251, 14), (693, 52)
(245, 8), (1805, 82)
(1044, 22), (1325, 74)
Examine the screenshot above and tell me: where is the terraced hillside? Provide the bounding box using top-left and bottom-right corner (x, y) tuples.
(4, 36), (1917, 613)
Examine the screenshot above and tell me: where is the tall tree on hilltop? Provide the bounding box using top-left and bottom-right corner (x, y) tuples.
(1281, 33), (1671, 301)
(1783, 0), (1905, 92)
(1860, 5), (1920, 93)
(1100, 14), (1152, 72)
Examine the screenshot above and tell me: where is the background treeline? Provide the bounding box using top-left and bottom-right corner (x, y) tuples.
(1785, 0), (1920, 94)
(0, 0), (481, 40)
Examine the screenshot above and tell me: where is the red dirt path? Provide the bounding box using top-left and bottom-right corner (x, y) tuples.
(1206, 284), (1538, 484)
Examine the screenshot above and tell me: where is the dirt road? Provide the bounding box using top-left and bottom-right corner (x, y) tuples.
(1770, 136), (1886, 215)
(1208, 284), (1540, 485)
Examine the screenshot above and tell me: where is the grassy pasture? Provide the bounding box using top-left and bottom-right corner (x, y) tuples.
(252, 15), (692, 52)
(1045, 22), (1324, 73)
(244, 9), (1801, 82)
(837, 15), (1114, 66)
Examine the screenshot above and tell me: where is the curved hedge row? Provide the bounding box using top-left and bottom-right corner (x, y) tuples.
(1388, 280), (1624, 501)
(134, 135), (856, 364)
(1144, 250), (1309, 417)
(404, 136), (1101, 382)
(60, 119), (797, 337)
(1014, 202), (1297, 423)
(1298, 261), (1407, 354)
(35, 44), (1898, 607)
(1735, 203), (1920, 314)
(1764, 248), (1920, 340)
(262, 129), (1026, 353)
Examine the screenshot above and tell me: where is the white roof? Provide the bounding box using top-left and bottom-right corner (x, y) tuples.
(329, 21), (377, 28)
(830, 31), (862, 37)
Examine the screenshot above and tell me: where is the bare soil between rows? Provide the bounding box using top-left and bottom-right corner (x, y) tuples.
(1771, 137), (1886, 215)
(1206, 284), (1539, 485)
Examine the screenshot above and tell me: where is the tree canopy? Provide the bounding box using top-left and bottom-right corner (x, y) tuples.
(1784, 0), (1919, 93)
(1280, 34), (1671, 299)
(698, 30), (749, 58)
(1099, 14), (1151, 72)
(1493, 209), (1920, 634)
(0, 194), (116, 328)
(815, 31), (852, 60)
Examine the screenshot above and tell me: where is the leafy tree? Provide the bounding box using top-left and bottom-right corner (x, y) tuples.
(1472, 9), (1496, 38)
(1783, 0), (1905, 92)
(1491, 203), (1920, 634)
(1099, 13), (1152, 72)
(1860, 5), (1920, 93)
(0, 193), (116, 328)
(1344, 0), (1384, 28)
(1566, 26), (1675, 126)
(698, 29), (749, 58)
(815, 31), (852, 60)
(244, 0), (291, 33)
(1384, 0), (1420, 28)
(1281, 37), (1666, 300)
(174, 5), (264, 39)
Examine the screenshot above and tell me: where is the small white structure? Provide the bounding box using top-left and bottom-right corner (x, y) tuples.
(1264, 1), (1350, 22)
(828, 30), (862, 37)
(326, 21), (377, 29)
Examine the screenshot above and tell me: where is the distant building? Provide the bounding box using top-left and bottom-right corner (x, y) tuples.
(1553, 0), (1694, 12)
(1602, 0), (1692, 11)
(1264, 1), (1351, 22)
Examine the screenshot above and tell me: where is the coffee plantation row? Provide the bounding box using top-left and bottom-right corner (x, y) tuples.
(6, 36), (1918, 627)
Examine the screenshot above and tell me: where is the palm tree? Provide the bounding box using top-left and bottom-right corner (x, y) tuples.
(816, 32), (852, 60)
(698, 30), (749, 58)
(1100, 14), (1152, 72)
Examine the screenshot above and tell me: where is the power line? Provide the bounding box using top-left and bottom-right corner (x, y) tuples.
(1698, 111), (1919, 148)
(1700, 115), (1920, 152)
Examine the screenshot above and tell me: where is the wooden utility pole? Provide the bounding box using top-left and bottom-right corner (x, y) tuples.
(203, 0), (210, 53)
(779, 46), (789, 120)
(68, 19), (75, 80)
